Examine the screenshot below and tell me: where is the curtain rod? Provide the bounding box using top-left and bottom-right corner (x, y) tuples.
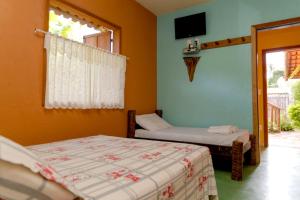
(34, 28), (129, 60)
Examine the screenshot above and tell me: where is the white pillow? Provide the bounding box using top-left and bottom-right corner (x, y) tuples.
(136, 113), (172, 131)
(0, 160), (76, 200)
(0, 135), (62, 182)
(0, 135), (42, 173)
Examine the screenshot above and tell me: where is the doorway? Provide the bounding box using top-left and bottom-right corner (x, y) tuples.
(251, 17), (300, 160)
(263, 48), (300, 148)
(253, 19), (300, 151)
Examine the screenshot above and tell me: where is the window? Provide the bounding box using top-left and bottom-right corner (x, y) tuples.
(48, 0), (120, 53)
(49, 9), (100, 43)
(44, 1), (126, 109)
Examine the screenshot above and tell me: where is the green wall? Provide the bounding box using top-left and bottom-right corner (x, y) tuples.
(157, 0), (300, 131)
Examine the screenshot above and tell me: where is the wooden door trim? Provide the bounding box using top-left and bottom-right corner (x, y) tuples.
(253, 17), (300, 30)
(251, 26), (260, 163)
(261, 50), (268, 147)
(262, 45), (300, 53)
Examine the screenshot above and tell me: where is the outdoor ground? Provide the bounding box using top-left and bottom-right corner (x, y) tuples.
(269, 130), (300, 148)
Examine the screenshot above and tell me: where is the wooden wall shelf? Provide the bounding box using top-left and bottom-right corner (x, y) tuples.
(183, 57), (200, 82)
(201, 36), (251, 50)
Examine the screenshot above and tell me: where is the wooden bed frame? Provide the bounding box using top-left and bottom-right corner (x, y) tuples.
(127, 110), (257, 181)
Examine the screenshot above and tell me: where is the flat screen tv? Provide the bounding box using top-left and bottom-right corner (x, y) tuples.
(175, 12), (206, 39)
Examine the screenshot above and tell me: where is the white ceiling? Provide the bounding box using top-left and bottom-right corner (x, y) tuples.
(136, 0), (210, 16)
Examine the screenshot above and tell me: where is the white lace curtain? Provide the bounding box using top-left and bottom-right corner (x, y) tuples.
(44, 33), (126, 109)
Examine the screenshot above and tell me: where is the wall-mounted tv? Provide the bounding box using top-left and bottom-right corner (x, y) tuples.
(175, 12), (206, 39)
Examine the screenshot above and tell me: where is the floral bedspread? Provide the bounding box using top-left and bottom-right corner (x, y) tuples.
(26, 135), (218, 200)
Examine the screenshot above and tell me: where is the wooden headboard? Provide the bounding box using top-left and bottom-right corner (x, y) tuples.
(127, 110), (162, 138)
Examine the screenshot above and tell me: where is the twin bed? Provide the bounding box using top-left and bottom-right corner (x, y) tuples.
(0, 134), (218, 200)
(127, 110), (257, 181)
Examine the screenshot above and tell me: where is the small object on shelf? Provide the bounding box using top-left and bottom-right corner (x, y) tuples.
(183, 47), (200, 54)
(186, 39), (193, 48)
(183, 38), (201, 55)
(183, 56), (200, 82)
(195, 38), (200, 47)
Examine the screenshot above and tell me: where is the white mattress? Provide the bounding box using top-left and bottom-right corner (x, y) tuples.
(135, 127), (250, 147)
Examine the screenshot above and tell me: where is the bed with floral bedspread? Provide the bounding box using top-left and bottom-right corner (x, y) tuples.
(0, 135), (218, 200)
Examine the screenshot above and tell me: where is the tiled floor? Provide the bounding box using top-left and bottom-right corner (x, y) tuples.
(215, 132), (300, 200)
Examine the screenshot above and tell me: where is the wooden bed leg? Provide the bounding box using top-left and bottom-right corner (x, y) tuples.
(231, 140), (243, 181)
(249, 134), (257, 165)
(127, 110), (136, 138)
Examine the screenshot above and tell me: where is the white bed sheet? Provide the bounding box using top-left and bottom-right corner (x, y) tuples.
(135, 127), (250, 147)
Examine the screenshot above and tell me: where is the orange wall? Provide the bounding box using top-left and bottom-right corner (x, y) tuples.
(0, 0), (157, 145)
(257, 25), (300, 146)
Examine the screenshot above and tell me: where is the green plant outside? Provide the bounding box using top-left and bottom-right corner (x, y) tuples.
(280, 118), (294, 131)
(289, 103), (300, 128)
(268, 114), (294, 132)
(287, 81), (300, 128)
(292, 81), (300, 103)
(268, 70), (284, 88)
(49, 10), (74, 38)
